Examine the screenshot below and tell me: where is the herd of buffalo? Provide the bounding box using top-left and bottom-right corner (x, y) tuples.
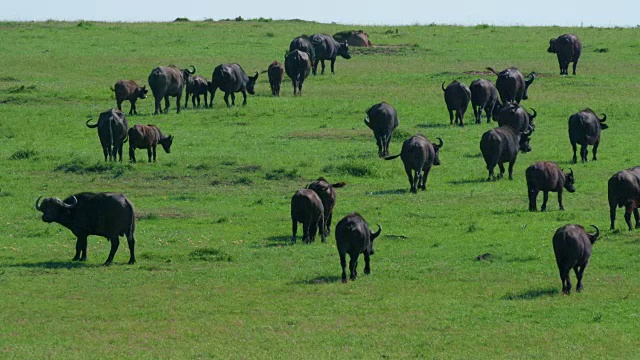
(32, 30), (634, 290)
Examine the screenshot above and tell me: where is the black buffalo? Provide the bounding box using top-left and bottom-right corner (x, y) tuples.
(470, 78), (500, 124)
(607, 166), (640, 230)
(290, 189), (325, 244)
(184, 75), (209, 108)
(147, 65), (196, 114)
(335, 213), (381, 283)
(480, 125), (533, 181)
(267, 61), (285, 96)
(289, 35), (315, 65)
(208, 64), (259, 108)
(552, 224), (599, 294)
(111, 80), (148, 115)
(128, 124), (173, 163)
(495, 102), (537, 132)
(284, 50), (311, 96)
(385, 135), (443, 193)
(364, 102), (399, 158)
(548, 34), (582, 75)
(306, 177), (346, 237)
(309, 34), (351, 75)
(568, 108), (608, 163)
(487, 67), (535, 104)
(35, 192), (136, 265)
(442, 80), (471, 126)
(85, 109), (129, 162)
(526, 161), (575, 211)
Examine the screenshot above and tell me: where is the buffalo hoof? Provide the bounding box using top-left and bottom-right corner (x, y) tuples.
(103, 261), (112, 267)
(128, 260), (136, 265)
(72, 257), (80, 261)
(342, 278), (347, 283)
(559, 207), (565, 211)
(635, 223), (640, 229)
(529, 208), (537, 212)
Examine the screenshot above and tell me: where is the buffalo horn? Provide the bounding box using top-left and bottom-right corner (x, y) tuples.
(441, 82), (446, 92)
(590, 225), (600, 239)
(371, 224), (382, 239)
(188, 65), (196, 74)
(569, 168), (574, 177)
(85, 119), (99, 128)
(600, 113), (607, 122)
(35, 196), (43, 211)
(523, 125), (533, 135)
(529, 108), (537, 120)
(436, 137), (444, 148)
(63, 196), (78, 209)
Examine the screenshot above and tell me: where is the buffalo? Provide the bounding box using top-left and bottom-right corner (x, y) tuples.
(267, 61), (285, 96)
(548, 34), (582, 75)
(568, 108), (608, 163)
(487, 67), (535, 104)
(480, 125), (534, 181)
(289, 35), (315, 65)
(35, 192), (136, 265)
(525, 161), (575, 211)
(552, 224), (599, 294)
(306, 177), (347, 237)
(335, 213), (381, 283)
(364, 102), (399, 158)
(442, 80), (471, 126)
(208, 64), (259, 108)
(284, 50), (311, 96)
(385, 135), (443, 193)
(85, 109), (128, 162)
(495, 102), (537, 132)
(290, 189), (325, 244)
(309, 34), (351, 75)
(184, 75), (209, 108)
(111, 80), (148, 115)
(470, 78), (500, 124)
(147, 65), (196, 115)
(128, 124), (173, 163)
(607, 166), (640, 230)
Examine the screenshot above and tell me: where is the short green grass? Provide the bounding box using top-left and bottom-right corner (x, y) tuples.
(1, 20), (639, 359)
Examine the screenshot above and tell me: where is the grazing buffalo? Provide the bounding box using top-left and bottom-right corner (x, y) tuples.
(85, 109), (129, 162)
(147, 65), (196, 115)
(267, 61), (285, 96)
(284, 50), (311, 96)
(35, 192), (136, 265)
(290, 189), (325, 244)
(208, 64), (259, 108)
(335, 213), (381, 283)
(442, 80), (471, 126)
(184, 75), (209, 108)
(495, 102), (537, 132)
(309, 33), (351, 75)
(607, 166), (640, 230)
(111, 80), (148, 115)
(306, 177), (347, 237)
(552, 224), (599, 294)
(289, 35), (315, 65)
(480, 125), (534, 181)
(487, 67), (535, 104)
(385, 135), (443, 193)
(548, 34), (582, 75)
(127, 124), (173, 163)
(470, 78), (500, 124)
(364, 102), (399, 158)
(568, 109), (608, 163)
(526, 161), (575, 211)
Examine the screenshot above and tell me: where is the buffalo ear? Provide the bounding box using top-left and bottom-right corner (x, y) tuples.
(600, 123), (609, 129)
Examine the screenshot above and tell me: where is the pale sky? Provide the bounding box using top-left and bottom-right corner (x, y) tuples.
(3, 0), (639, 27)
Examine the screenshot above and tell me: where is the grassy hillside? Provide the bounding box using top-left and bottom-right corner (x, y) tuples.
(1, 20), (639, 358)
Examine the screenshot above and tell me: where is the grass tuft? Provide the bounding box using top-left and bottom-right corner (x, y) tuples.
(9, 149), (37, 160)
(188, 248), (233, 262)
(265, 168), (299, 180)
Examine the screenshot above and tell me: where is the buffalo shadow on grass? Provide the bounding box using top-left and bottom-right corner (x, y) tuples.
(290, 275), (343, 285)
(4, 261), (100, 269)
(416, 123), (450, 129)
(265, 235), (294, 247)
(367, 188), (408, 195)
(448, 178), (486, 185)
(502, 288), (559, 300)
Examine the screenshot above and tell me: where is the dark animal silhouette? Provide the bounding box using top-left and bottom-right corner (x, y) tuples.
(306, 177), (346, 237)
(147, 65), (196, 114)
(495, 102), (537, 132)
(364, 102), (399, 158)
(184, 75), (209, 108)
(548, 34), (582, 75)
(335, 213), (381, 283)
(290, 189), (325, 244)
(568, 109), (608, 163)
(289, 35), (315, 65)
(526, 162), (575, 211)
(85, 109), (129, 162)
(608, 166), (640, 230)
(552, 224), (599, 294)
(470, 78), (500, 124)
(385, 135), (443, 193)
(309, 33), (351, 75)
(442, 80), (471, 126)
(35, 192), (136, 265)
(111, 80), (147, 115)
(267, 61), (285, 96)
(480, 125), (533, 181)
(487, 67), (535, 104)
(208, 64), (259, 108)
(128, 124), (173, 163)
(284, 50), (311, 96)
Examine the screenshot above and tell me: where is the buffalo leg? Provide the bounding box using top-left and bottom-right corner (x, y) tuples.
(404, 165), (415, 193)
(241, 90), (247, 106)
(312, 59), (319, 76)
(376, 136), (383, 158)
(147, 147), (153, 163)
(129, 146), (136, 163)
(130, 101), (137, 115)
(153, 97), (161, 115)
(126, 232), (136, 265)
(610, 204), (617, 230)
(320, 60), (326, 75)
(208, 87), (217, 108)
(291, 80), (297, 95)
(457, 110), (464, 127)
(318, 214), (326, 243)
(558, 191), (565, 211)
(309, 221), (318, 242)
(73, 236), (88, 261)
(230, 93), (236, 106)
(223, 92), (231, 107)
(541, 191), (549, 211)
(325, 212), (333, 237)
(472, 105), (480, 124)
(184, 92), (190, 109)
(349, 253), (358, 280)
(104, 236), (120, 266)
(152, 145), (157, 162)
(163, 96), (170, 114)
(498, 163), (506, 179)
(559, 265), (571, 294)
(487, 164), (495, 181)
(580, 144), (588, 163)
(420, 167), (431, 191)
(634, 208), (640, 228)
(330, 59), (336, 74)
(203, 92), (209, 108)
(175, 93), (182, 114)
(592, 140), (600, 161)
(448, 109), (454, 125)
(117, 101), (123, 112)
(101, 144), (109, 162)
(363, 251), (371, 275)
(624, 207), (633, 231)
(291, 219), (297, 244)
(572, 60), (578, 75)
(575, 263), (587, 291)
(507, 160), (515, 180)
(339, 252), (347, 282)
(571, 141), (578, 164)
(528, 184), (538, 211)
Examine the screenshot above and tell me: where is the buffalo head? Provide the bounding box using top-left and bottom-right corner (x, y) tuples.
(523, 73), (535, 100)
(338, 41), (351, 59)
(137, 86), (148, 99)
(35, 195), (78, 223)
(599, 113), (608, 129)
(247, 72), (259, 95)
(519, 125), (534, 153)
(433, 137), (444, 166)
(159, 135), (174, 153)
(564, 168), (576, 193)
(368, 224), (382, 255)
(547, 39), (557, 53)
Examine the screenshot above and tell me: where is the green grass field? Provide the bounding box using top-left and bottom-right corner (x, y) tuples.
(1, 20), (639, 359)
